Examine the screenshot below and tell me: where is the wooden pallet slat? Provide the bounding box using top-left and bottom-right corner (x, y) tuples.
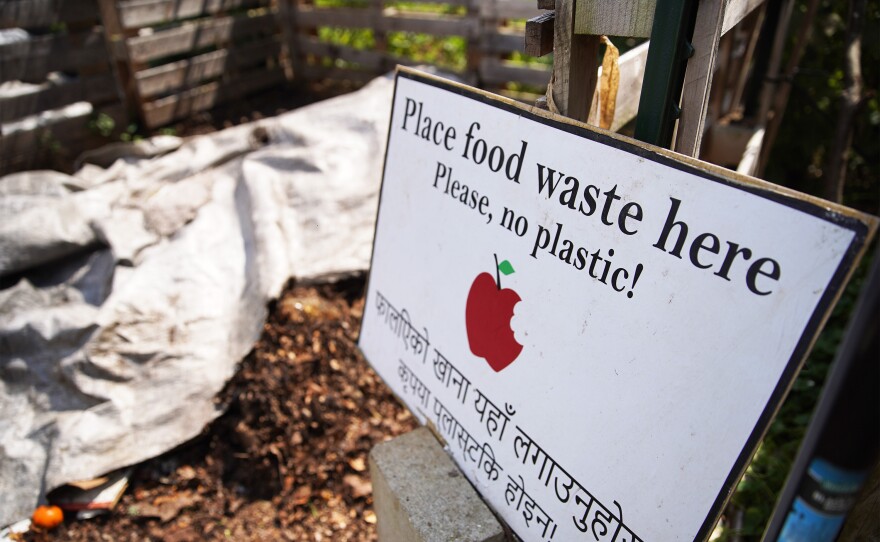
(298, 65), (385, 85)
(135, 37), (281, 98)
(140, 66), (284, 127)
(483, 30), (526, 55)
(0, 73), (118, 124)
(675, 0), (726, 156)
(299, 38), (396, 72)
(118, 0), (269, 29)
(295, 6), (479, 38)
(525, 12), (555, 57)
(574, 0), (656, 38)
(381, 9), (479, 37)
(721, 0), (765, 35)
(383, 0), (470, 5)
(0, 102), (125, 174)
(0, 0), (99, 29)
(480, 0), (540, 20)
(0, 29), (109, 83)
(126, 12), (276, 64)
(479, 57), (551, 88)
(0, 105), (92, 166)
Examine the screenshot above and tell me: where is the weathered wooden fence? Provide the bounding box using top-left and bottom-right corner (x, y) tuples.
(1, 0), (549, 175)
(103, 0), (287, 128)
(281, 0), (548, 92)
(0, 0), (124, 173)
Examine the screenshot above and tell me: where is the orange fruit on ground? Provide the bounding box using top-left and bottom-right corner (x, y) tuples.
(31, 505), (64, 530)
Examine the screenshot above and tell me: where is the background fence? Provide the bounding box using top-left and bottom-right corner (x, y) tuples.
(0, 0), (125, 173)
(0, 0), (548, 175)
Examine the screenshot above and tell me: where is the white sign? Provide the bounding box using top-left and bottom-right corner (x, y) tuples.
(358, 69), (875, 541)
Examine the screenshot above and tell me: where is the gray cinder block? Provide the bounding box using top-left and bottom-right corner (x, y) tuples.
(369, 427), (506, 542)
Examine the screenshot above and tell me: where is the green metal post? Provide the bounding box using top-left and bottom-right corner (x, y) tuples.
(633, 0), (700, 147)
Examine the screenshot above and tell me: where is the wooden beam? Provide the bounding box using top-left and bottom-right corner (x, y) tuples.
(297, 65), (380, 85)
(721, 0), (765, 35)
(382, 9), (479, 37)
(97, 0), (140, 128)
(574, 0), (657, 38)
(479, 58), (552, 88)
(0, 0), (98, 29)
(295, 7), (479, 38)
(484, 31), (528, 55)
(0, 29), (108, 83)
(135, 38), (281, 98)
(126, 12), (275, 64)
(538, 0), (555, 9)
(674, 0), (725, 157)
(480, 1), (542, 20)
(525, 12), (555, 57)
(117, 0), (266, 29)
(141, 67), (283, 127)
(297, 37), (407, 72)
(551, 0), (599, 122)
(0, 73), (117, 124)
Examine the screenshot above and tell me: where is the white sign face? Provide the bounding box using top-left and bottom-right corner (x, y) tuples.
(358, 69), (875, 542)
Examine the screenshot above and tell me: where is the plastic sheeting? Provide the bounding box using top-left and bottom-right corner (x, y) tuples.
(0, 74), (395, 525)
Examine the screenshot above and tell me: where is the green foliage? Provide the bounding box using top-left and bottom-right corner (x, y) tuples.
(90, 113), (116, 138)
(120, 123), (144, 143)
(318, 27), (375, 51)
(718, 4), (878, 532)
(764, 0), (880, 213)
(387, 32), (467, 71)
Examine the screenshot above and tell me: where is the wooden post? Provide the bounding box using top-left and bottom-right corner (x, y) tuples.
(96, 0), (141, 123)
(372, 0), (388, 71)
(674, 0), (726, 157)
(550, 0), (599, 122)
(467, 0), (484, 87)
(277, 0), (300, 81)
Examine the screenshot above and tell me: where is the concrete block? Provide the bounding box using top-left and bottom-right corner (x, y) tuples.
(369, 427), (505, 542)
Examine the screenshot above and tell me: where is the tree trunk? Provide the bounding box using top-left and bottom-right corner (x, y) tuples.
(821, 0), (866, 204)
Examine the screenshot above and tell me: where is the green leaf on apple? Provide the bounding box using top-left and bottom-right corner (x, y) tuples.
(498, 260), (515, 276)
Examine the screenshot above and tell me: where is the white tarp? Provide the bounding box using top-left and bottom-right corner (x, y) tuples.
(0, 74), (395, 525)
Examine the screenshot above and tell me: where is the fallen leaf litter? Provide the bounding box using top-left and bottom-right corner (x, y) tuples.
(22, 278), (417, 542)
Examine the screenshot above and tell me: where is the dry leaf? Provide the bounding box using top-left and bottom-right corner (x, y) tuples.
(348, 457), (366, 472)
(343, 475), (372, 498)
(599, 36), (620, 130)
(292, 485), (312, 505)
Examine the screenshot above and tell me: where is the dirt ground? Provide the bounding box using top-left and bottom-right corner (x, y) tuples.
(21, 278), (418, 542)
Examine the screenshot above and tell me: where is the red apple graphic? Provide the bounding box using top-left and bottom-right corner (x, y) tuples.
(466, 255), (523, 372)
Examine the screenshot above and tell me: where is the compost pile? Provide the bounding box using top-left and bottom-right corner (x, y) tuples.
(22, 278), (417, 542)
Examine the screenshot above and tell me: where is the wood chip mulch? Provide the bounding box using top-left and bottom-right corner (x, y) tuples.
(23, 277), (418, 542)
